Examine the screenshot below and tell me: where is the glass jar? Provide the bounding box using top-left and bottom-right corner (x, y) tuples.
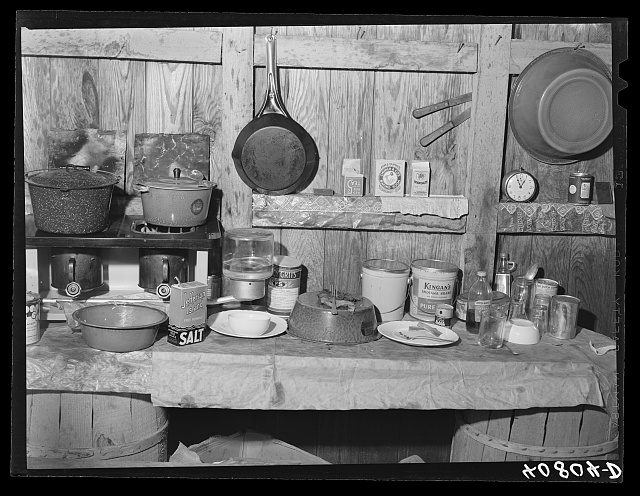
(508, 276), (535, 321)
(530, 304), (549, 335)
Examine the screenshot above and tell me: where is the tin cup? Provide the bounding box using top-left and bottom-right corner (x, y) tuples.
(548, 295), (580, 339)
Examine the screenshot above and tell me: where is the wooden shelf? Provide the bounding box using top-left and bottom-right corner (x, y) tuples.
(252, 194), (468, 233)
(497, 202), (616, 236)
(25, 214), (221, 249)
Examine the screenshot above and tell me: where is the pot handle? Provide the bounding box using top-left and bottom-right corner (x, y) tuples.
(162, 257), (169, 284)
(133, 183), (149, 193)
(68, 257), (76, 283)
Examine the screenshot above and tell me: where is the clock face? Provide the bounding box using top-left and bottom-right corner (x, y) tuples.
(504, 172), (538, 202)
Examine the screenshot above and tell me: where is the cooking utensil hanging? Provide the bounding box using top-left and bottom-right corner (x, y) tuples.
(232, 34), (319, 195)
(413, 92), (472, 147)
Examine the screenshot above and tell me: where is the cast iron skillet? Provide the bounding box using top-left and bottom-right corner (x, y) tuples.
(232, 34), (319, 195)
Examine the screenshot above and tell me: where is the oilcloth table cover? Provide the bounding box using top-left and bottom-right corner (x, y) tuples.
(26, 323), (152, 393)
(150, 320), (617, 412)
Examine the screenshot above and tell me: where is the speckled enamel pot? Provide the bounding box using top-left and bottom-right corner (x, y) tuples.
(25, 168), (119, 234)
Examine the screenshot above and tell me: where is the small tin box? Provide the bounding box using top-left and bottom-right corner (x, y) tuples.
(343, 175), (364, 196)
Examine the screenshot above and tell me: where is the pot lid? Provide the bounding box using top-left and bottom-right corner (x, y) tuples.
(362, 259), (410, 274)
(25, 168), (119, 189)
(142, 168), (215, 191)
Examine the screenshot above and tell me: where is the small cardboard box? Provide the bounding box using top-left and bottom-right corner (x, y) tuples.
(409, 161), (431, 197)
(167, 281), (208, 346)
(343, 175), (364, 196)
(374, 160), (406, 197)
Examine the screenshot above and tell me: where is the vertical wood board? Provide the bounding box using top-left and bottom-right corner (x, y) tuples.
(21, 57), (51, 173)
(98, 59), (145, 195)
(459, 24), (512, 290)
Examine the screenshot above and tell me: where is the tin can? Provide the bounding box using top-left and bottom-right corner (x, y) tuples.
(409, 259), (459, 321)
(434, 303), (454, 328)
(267, 255), (302, 317)
(568, 172), (594, 205)
(548, 295), (580, 340)
(26, 291), (41, 345)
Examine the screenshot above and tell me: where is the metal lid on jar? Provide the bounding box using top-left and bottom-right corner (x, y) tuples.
(411, 259), (458, 273)
(25, 168), (119, 189)
(273, 255), (301, 268)
(362, 259), (410, 274)
(457, 291), (509, 303)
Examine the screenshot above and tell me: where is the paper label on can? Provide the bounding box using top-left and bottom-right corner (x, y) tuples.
(580, 182), (591, 199)
(267, 265), (301, 312)
(416, 277), (454, 313)
(26, 301), (40, 345)
(569, 185), (577, 194)
(473, 300), (491, 322)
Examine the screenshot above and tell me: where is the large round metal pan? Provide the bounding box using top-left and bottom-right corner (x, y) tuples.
(508, 47), (613, 165)
(232, 35), (319, 195)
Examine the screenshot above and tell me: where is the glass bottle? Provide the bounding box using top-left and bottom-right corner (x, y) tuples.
(493, 253), (514, 296)
(508, 276), (535, 321)
(466, 270), (493, 334)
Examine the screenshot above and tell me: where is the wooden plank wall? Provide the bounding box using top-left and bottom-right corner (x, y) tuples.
(499, 23), (616, 336)
(21, 22), (618, 463)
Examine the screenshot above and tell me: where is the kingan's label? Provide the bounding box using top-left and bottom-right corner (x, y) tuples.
(417, 278), (454, 313)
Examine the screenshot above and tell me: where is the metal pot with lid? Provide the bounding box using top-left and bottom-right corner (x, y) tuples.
(288, 289), (379, 344)
(25, 166), (119, 234)
(134, 168), (216, 227)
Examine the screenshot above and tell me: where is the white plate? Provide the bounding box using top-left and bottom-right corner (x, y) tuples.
(207, 310), (287, 339)
(378, 320), (459, 347)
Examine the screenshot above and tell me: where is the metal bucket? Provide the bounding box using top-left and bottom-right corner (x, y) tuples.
(409, 259), (459, 321)
(361, 259), (410, 322)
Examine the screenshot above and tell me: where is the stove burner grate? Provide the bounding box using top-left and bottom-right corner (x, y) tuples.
(131, 221), (197, 235)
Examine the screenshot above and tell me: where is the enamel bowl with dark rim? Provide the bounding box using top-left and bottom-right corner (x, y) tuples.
(508, 47), (613, 165)
(72, 303), (168, 352)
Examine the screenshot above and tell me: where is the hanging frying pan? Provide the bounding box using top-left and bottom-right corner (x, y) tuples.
(232, 34), (319, 195)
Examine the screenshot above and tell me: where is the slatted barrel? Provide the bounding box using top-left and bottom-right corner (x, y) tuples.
(450, 406), (618, 462)
(26, 391), (169, 463)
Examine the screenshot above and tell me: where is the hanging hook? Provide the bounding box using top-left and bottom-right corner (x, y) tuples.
(574, 43), (586, 50)
(457, 42), (465, 53)
(494, 35), (502, 46)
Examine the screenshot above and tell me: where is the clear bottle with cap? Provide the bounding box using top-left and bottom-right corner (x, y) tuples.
(466, 270), (493, 334)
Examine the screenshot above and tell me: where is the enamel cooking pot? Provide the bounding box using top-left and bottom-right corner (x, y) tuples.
(508, 47), (613, 164)
(25, 166), (119, 234)
(134, 168), (215, 227)
(50, 248), (103, 298)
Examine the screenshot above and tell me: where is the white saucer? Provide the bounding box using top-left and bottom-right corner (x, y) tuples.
(207, 310), (287, 339)
(378, 321), (459, 347)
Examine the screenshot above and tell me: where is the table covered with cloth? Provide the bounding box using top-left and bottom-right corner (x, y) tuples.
(26, 318), (617, 414)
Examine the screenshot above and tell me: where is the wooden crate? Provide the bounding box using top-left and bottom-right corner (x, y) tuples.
(450, 406), (618, 462)
(26, 391), (168, 464)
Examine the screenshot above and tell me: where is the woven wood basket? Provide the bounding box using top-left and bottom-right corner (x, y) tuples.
(450, 406), (618, 462)
(26, 391), (168, 463)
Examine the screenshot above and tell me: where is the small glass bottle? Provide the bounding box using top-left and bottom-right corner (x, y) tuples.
(493, 253), (514, 296)
(466, 270), (493, 334)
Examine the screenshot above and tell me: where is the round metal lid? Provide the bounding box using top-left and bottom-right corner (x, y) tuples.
(143, 176), (215, 191)
(362, 259), (410, 274)
(273, 255), (301, 268)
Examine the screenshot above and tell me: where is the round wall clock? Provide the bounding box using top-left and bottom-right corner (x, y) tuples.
(502, 169), (539, 202)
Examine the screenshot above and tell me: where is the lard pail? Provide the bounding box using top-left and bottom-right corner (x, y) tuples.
(361, 259), (410, 322)
(409, 259), (459, 321)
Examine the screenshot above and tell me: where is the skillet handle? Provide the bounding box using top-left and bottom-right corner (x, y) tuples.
(256, 34), (290, 118)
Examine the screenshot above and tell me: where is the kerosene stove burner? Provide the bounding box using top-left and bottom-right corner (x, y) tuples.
(131, 220), (197, 235)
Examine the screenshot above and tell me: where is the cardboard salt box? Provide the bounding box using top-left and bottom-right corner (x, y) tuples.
(167, 281), (208, 346)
